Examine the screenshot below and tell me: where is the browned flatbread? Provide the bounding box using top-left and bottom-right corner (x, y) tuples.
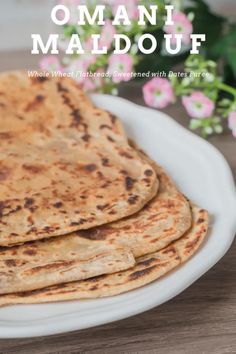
(0, 163), (190, 295)
(0, 205), (208, 306)
(0, 238), (135, 295)
(0, 71), (158, 246)
(75, 163), (192, 258)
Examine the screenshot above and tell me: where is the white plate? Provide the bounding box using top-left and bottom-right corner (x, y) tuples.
(0, 94), (236, 338)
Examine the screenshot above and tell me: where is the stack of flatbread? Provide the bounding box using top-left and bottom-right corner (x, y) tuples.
(0, 72), (209, 306)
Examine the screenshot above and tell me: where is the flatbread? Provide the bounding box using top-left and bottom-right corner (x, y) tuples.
(0, 166), (190, 296)
(0, 144), (191, 294)
(0, 163), (190, 295)
(0, 238), (135, 295)
(75, 163), (192, 257)
(0, 71), (158, 246)
(0, 205), (208, 306)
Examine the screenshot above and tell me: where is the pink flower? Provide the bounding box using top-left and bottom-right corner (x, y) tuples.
(228, 111), (236, 138)
(142, 78), (175, 109)
(100, 20), (116, 49)
(108, 54), (133, 83)
(82, 78), (96, 92)
(164, 11), (193, 45)
(84, 38), (94, 52)
(66, 59), (89, 83)
(82, 69), (105, 92)
(66, 53), (97, 84)
(79, 39), (98, 67)
(182, 92), (215, 119)
(112, 0), (139, 20)
(83, 53), (97, 67)
(40, 56), (63, 72)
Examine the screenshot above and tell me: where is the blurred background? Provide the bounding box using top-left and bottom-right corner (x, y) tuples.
(0, 0), (236, 52)
(0, 0), (54, 52)
(0, 0), (236, 139)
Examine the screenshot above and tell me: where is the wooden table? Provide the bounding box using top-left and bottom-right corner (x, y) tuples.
(0, 51), (235, 354)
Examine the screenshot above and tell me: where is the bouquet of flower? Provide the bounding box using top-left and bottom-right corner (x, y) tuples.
(40, 0), (236, 138)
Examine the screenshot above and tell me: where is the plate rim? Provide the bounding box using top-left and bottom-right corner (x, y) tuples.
(0, 94), (235, 338)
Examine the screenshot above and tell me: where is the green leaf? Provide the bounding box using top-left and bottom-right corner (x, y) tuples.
(186, 0), (209, 11)
(210, 25), (236, 78)
(190, 119), (202, 129)
(63, 25), (79, 37)
(204, 126), (213, 135)
(185, 1), (225, 48)
(225, 48), (236, 78)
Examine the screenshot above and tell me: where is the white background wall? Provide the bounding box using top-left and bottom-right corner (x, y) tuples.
(0, 0), (235, 52)
(205, 0), (236, 19)
(0, 0), (55, 51)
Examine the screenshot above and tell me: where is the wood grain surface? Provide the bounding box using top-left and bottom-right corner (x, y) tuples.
(0, 51), (235, 354)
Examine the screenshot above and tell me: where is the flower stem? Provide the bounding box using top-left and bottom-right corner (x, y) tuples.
(217, 82), (236, 99)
